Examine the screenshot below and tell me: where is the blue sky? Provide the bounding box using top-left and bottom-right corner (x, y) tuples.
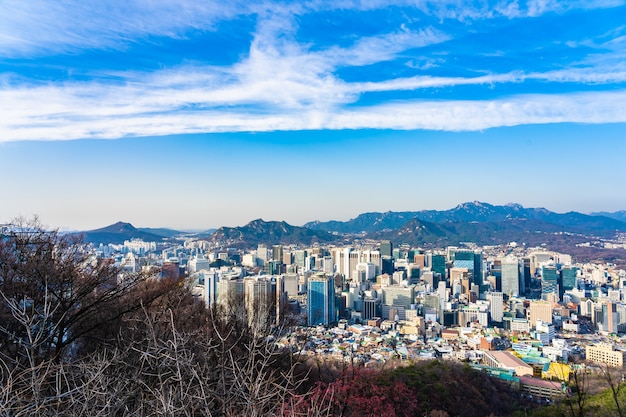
(1, 0), (626, 230)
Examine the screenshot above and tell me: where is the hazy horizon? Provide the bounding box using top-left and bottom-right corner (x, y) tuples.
(36, 199), (626, 232)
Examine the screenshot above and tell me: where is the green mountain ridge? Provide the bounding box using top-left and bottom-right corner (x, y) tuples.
(207, 219), (338, 248)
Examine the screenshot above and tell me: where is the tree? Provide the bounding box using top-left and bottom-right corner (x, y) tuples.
(0, 218), (170, 365)
(293, 366), (419, 417)
(0, 219), (315, 416)
(600, 364), (624, 417)
(563, 365), (590, 417)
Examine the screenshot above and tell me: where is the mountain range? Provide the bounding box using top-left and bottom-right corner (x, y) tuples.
(591, 210), (626, 223)
(304, 201), (625, 236)
(77, 222), (214, 245)
(206, 219), (337, 249)
(77, 202), (626, 253)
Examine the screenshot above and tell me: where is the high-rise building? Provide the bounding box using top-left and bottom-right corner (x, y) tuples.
(380, 240), (393, 258)
(602, 301), (617, 334)
(529, 301), (553, 326)
(361, 250), (381, 274)
(491, 259), (502, 291)
(322, 256), (334, 274)
(560, 266), (578, 293)
(486, 292), (504, 323)
(257, 244), (269, 266)
(381, 256), (394, 275)
(193, 270), (219, 307)
(187, 257), (211, 274)
(307, 274), (336, 326)
(431, 254), (447, 280)
(413, 253), (426, 268)
(272, 245), (283, 262)
(520, 257), (531, 297)
(450, 267), (470, 284)
(424, 294), (442, 322)
(217, 277), (244, 307)
(294, 250), (307, 270)
(331, 247), (353, 277)
(453, 250), (482, 285)
(421, 270), (436, 289)
(356, 262), (377, 283)
(382, 285), (415, 308)
(244, 277), (275, 327)
(407, 250), (416, 264)
(282, 251), (294, 266)
(437, 281), (448, 303)
(446, 246), (458, 262)
(530, 252), (554, 275)
(541, 266), (559, 300)
(265, 260), (283, 275)
(348, 251), (360, 280)
(501, 257), (520, 297)
(580, 299), (594, 317)
(280, 274), (298, 297)
(363, 298), (380, 320)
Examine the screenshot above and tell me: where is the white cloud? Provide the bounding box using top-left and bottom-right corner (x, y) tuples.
(525, 0), (624, 17)
(350, 72), (525, 92)
(4, 0), (623, 58)
(326, 91), (626, 130)
(1, 83), (625, 141)
(533, 68), (626, 84)
(319, 27), (450, 67)
(2, 0), (626, 142)
(0, 0), (250, 56)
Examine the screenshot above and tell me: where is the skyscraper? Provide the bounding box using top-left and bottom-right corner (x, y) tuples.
(520, 257), (531, 297)
(294, 250), (307, 270)
(453, 250), (483, 285)
(486, 291), (504, 323)
(541, 266), (559, 300)
(193, 270), (218, 308)
(307, 274), (336, 326)
(272, 245), (283, 262)
(501, 257), (520, 297)
(431, 253), (447, 281)
(382, 285), (415, 308)
(381, 256), (394, 275)
(244, 276), (275, 327)
(257, 244), (269, 266)
(380, 240), (393, 258)
(560, 266), (578, 293)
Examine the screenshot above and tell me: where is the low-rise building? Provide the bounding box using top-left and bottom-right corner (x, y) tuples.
(482, 350), (533, 376)
(586, 343), (626, 367)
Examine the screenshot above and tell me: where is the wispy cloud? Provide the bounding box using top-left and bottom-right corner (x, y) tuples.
(2, 78), (625, 141)
(327, 91), (626, 130)
(0, 0), (250, 57)
(524, 0), (624, 17)
(3, 0), (623, 57)
(322, 27), (450, 67)
(1, 0), (626, 142)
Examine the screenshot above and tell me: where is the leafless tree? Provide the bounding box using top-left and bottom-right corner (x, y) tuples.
(0, 219), (310, 416)
(563, 365), (590, 417)
(0, 218), (172, 365)
(599, 364), (625, 417)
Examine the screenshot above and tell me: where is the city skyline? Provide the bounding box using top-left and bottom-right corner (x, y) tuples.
(1, 1), (626, 230)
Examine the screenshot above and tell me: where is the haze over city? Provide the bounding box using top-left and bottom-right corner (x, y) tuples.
(1, 1), (626, 230)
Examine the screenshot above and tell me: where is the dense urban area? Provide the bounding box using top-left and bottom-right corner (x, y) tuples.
(3, 208), (626, 416)
(107, 222), (626, 405)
